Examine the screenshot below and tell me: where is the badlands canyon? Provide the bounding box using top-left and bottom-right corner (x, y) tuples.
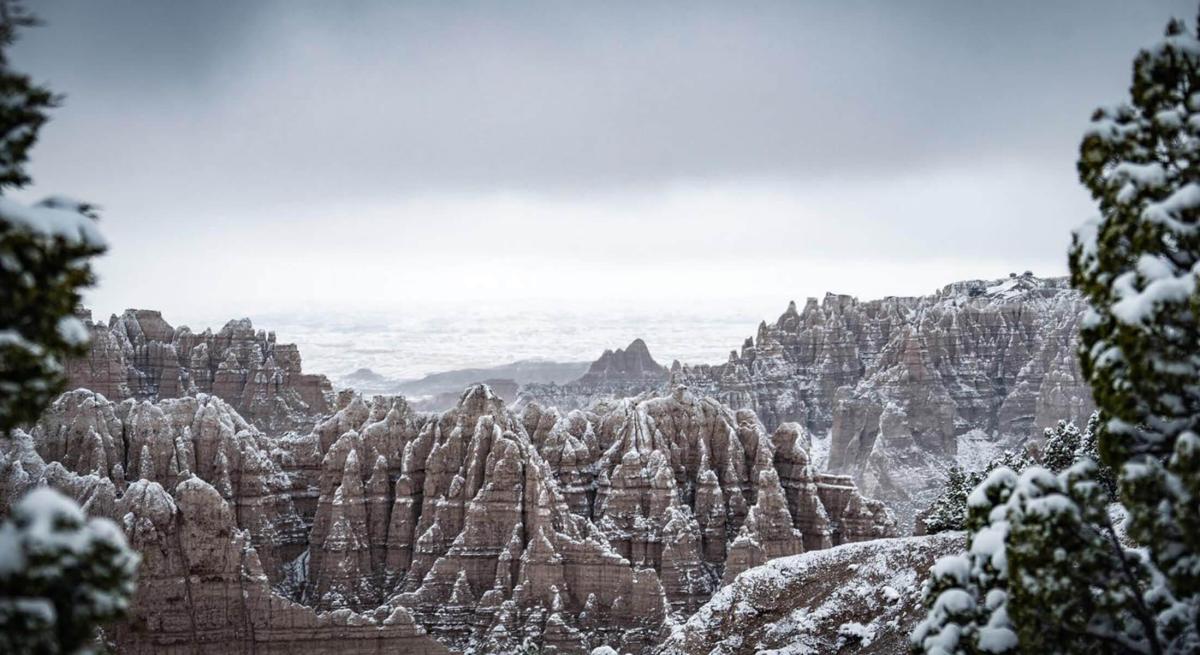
(0, 274), (1090, 653)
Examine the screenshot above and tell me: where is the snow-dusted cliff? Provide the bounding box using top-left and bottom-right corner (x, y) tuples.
(667, 274), (1092, 527)
(0, 383), (892, 654)
(66, 309), (334, 434)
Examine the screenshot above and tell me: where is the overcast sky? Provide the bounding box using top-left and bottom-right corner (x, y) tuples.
(11, 1), (1197, 323)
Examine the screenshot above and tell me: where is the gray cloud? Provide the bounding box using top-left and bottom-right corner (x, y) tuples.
(8, 1), (1197, 318)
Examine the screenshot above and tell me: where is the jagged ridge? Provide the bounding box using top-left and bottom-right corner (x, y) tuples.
(66, 309), (333, 435)
(1, 383), (894, 654)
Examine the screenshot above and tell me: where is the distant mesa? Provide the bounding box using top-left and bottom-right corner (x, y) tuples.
(343, 367), (387, 384)
(365, 359), (590, 403)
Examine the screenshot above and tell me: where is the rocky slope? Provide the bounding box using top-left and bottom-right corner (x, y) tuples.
(1, 383), (894, 654)
(657, 532), (965, 655)
(668, 274), (1093, 528)
(66, 309), (333, 435)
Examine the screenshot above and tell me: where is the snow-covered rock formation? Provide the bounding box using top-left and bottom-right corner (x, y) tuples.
(1, 383), (893, 654)
(65, 277), (1089, 532)
(658, 532), (965, 655)
(0, 391), (447, 654)
(671, 274), (1093, 528)
(285, 384), (893, 652)
(66, 309), (333, 435)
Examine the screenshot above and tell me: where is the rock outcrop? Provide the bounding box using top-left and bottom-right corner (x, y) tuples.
(521, 389), (895, 602)
(66, 309), (333, 435)
(6, 389), (311, 583)
(0, 402), (447, 655)
(657, 532), (966, 655)
(2, 383), (894, 654)
(670, 274), (1093, 528)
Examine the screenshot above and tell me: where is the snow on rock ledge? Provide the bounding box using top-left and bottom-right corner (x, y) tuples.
(658, 532), (965, 655)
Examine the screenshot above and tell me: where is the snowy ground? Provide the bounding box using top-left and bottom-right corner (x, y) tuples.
(955, 429), (1023, 472)
(810, 431), (832, 472)
(660, 532), (965, 655)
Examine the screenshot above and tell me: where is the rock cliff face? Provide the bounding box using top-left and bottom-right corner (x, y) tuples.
(66, 309), (333, 435)
(670, 274), (1094, 528)
(521, 389), (895, 597)
(287, 385), (892, 652)
(0, 391), (447, 655)
(2, 384), (894, 654)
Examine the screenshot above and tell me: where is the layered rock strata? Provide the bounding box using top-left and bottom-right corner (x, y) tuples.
(520, 389), (895, 601)
(3, 390), (312, 582)
(670, 274), (1094, 527)
(0, 397), (447, 655)
(66, 309), (333, 434)
(2, 383), (894, 654)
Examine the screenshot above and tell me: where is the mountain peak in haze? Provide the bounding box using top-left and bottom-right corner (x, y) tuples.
(576, 338), (668, 385)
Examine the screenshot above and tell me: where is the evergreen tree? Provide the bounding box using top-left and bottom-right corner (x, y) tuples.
(921, 419), (1118, 535)
(1043, 413), (1118, 498)
(1076, 413), (1119, 499)
(0, 3), (136, 652)
(922, 466), (984, 534)
(0, 0), (105, 436)
(911, 467), (1020, 654)
(921, 447), (1035, 535)
(1003, 462), (1157, 653)
(988, 447), (1035, 476)
(912, 462), (1154, 654)
(0, 0), (54, 190)
(916, 9), (1200, 653)
(0, 489), (140, 654)
(1041, 420), (1083, 473)
(1071, 10), (1200, 650)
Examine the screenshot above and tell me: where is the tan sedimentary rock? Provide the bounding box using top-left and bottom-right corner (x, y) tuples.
(525, 389), (892, 610)
(671, 274), (1093, 529)
(0, 425), (447, 655)
(6, 381), (893, 654)
(8, 389), (309, 582)
(769, 422), (833, 552)
(65, 309), (333, 435)
(114, 476), (448, 654)
(272, 385), (671, 653)
(816, 473), (898, 545)
(290, 383), (893, 652)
